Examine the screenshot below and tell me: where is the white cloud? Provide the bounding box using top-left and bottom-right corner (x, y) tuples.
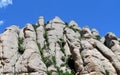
(0, 20), (4, 26)
(0, 0), (12, 8)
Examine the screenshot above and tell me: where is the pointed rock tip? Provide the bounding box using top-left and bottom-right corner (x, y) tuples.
(105, 32), (117, 38)
(25, 23), (33, 28)
(69, 20), (78, 27)
(51, 16), (64, 23)
(91, 28), (98, 32)
(82, 25), (90, 30)
(5, 25), (19, 32)
(25, 23), (35, 31)
(39, 16), (44, 19)
(83, 25), (89, 28)
(37, 16), (44, 26)
(26, 23), (32, 26)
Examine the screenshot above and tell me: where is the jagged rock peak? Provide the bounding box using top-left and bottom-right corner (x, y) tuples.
(69, 20), (78, 27)
(49, 16), (65, 24)
(0, 16), (120, 75)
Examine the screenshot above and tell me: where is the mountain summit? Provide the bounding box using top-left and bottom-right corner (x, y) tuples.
(0, 17), (120, 75)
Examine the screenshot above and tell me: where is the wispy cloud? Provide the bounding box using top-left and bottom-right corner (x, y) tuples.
(0, 0), (12, 8)
(0, 20), (4, 26)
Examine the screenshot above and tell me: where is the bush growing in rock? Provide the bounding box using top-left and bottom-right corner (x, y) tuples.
(57, 38), (66, 55)
(96, 35), (101, 41)
(32, 24), (39, 31)
(18, 38), (24, 54)
(43, 29), (50, 49)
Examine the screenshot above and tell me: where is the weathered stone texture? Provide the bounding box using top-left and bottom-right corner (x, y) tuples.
(0, 17), (120, 75)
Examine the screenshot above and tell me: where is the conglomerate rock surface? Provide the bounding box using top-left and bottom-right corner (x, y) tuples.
(0, 16), (120, 75)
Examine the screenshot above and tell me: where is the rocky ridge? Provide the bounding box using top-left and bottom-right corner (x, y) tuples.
(0, 16), (120, 75)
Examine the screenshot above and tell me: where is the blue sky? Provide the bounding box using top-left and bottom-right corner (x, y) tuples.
(0, 0), (120, 36)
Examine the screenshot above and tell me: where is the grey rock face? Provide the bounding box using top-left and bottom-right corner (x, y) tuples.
(38, 16), (44, 26)
(0, 17), (120, 75)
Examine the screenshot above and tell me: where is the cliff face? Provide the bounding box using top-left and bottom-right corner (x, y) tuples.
(0, 16), (120, 75)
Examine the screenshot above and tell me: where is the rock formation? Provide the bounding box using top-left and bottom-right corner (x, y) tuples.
(0, 16), (120, 75)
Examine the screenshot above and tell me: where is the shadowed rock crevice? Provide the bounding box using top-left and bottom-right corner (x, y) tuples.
(67, 55), (76, 73)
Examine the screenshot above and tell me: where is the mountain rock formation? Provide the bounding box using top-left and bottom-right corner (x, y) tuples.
(0, 16), (120, 75)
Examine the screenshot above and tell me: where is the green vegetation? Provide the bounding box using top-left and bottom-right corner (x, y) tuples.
(57, 38), (66, 55)
(96, 35), (101, 41)
(37, 43), (52, 67)
(37, 43), (43, 55)
(66, 55), (72, 68)
(56, 67), (75, 75)
(61, 56), (66, 62)
(60, 55), (76, 75)
(44, 31), (48, 44)
(45, 53), (75, 75)
(18, 38), (24, 54)
(35, 22), (76, 75)
(44, 21), (49, 27)
(32, 24), (39, 31)
(69, 26), (82, 33)
(28, 73), (30, 75)
(65, 22), (69, 26)
(47, 69), (75, 75)
(69, 26), (77, 32)
(32, 24), (39, 41)
(43, 57), (53, 67)
(43, 28), (50, 50)
(52, 56), (56, 65)
(42, 47), (75, 75)
(105, 70), (110, 75)
(81, 30), (88, 38)
(47, 71), (52, 75)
